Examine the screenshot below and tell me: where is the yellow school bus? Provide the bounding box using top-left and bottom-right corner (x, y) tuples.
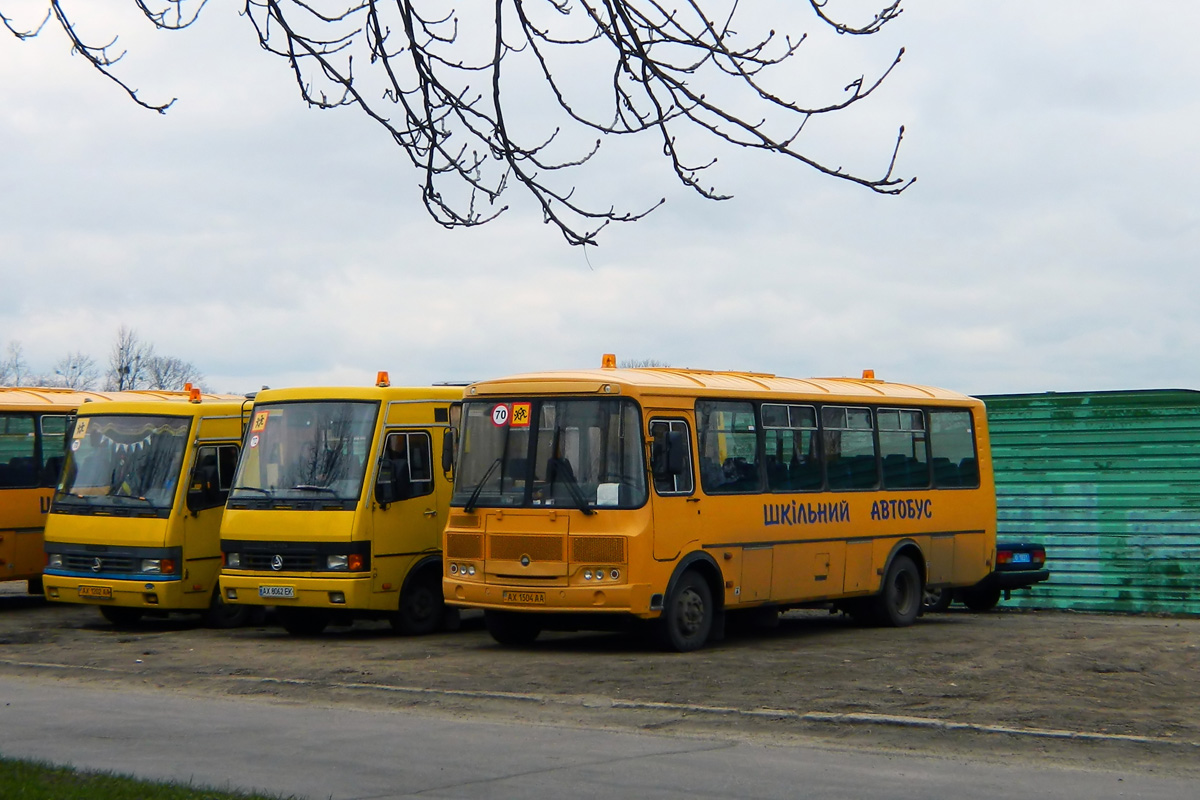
(443, 356), (996, 651)
(1, 386), (210, 594)
(218, 377), (462, 636)
(0, 387), (102, 592)
(42, 392), (252, 627)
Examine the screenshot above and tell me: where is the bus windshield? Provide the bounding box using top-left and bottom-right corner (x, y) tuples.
(231, 401), (377, 503)
(55, 415), (191, 511)
(452, 397), (647, 511)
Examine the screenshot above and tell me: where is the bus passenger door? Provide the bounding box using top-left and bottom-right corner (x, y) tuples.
(372, 430), (441, 591)
(181, 443), (240, 594)
(648, 419), (700, 561)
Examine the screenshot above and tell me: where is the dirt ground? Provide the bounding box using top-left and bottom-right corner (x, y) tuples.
(2, 584), (1199, 778)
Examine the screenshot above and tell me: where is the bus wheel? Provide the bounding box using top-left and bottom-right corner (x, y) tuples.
(484, 610), (541, 646)
(99, 606), (143, 628)
(872, 555), (921, 627)
(276, 607), (329, 636)
(922, 586), (954, 613)
(392, 571), (444, 636)
(203, 589), (249, 629)
(658, 571), (713, 652)
(960, 586), (1002, 612)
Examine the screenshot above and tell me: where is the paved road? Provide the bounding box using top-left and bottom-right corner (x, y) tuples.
(0, 676), (1192, 800)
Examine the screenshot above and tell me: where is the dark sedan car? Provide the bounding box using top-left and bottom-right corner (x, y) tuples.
(923, 541), (1049, 612)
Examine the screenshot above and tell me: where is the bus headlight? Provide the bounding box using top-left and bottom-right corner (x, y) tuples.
(140, 559), (176, 575)
(47, 554), (63, 569)
(327, 555), (348, 570)
(225, 553), (241, 569)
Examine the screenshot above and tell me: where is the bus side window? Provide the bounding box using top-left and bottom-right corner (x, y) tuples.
(878, 408), (929, 490)
(822, 406), (878, 491)
(929, 409), (979, 489)
(38, 414), (70, 487)
(761, 404), (820, 492)
(188, 444), (239, 512)
(380, 432), (434, 503)
(650, 419), (693, 495)
(696, 400), (761, 494)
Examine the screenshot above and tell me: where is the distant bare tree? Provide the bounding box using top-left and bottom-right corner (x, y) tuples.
(619, 358), (671, 368)
(1, 341), (31, 386)
(2, 1), (912, 246)
(104, 325), (154, 390)
(145, 354), (204, 391)
(52, 351), (99, 389)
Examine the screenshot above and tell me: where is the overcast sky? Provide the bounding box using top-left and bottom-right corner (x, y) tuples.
(3, 2), (1198, 397)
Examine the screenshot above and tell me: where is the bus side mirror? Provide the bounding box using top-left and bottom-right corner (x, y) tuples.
(187, 464), (220, 513)
(376, 460), (398, 507)
(651, 430), (687, 476)
(441, 429), (455, 474)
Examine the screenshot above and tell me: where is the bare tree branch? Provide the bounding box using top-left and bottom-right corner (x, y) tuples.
(6, 0), (914, 245)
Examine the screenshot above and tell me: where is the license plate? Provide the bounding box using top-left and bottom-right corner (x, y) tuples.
(1013, 552), (1032, 563)
(502, 590), (545, 605)
(259, 586), (296, 599)
(78, 585), (112, 599)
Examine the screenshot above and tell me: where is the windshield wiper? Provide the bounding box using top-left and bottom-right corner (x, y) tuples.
(463, 457), (503, 513)
(291, 485), (338, 496)
(232, 485), (272, 495)
(547, 426), (594, 516)
(109, 493), (152, 505)
(547, 456), (595, 516)
(56, 491), (95, 504)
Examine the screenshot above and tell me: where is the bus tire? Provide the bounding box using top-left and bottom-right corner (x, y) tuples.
(203, 589), (249, 629)
(276, 607), (330, 636)
(484, 610), (541, 646)
(871, 555), (921, 627)
(922, 586), (954, 613)
(960, 585), (1002, 612)
(99, 606), (143, 628)
(658, 570), (713, 652)
(392, 570), (444, 636)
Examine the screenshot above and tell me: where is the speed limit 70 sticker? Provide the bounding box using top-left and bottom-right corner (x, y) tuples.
(491, 404), (510, 426)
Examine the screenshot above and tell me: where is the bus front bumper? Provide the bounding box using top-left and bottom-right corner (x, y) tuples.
(220, 572), (380, 610)
(444, 579), (658, 618)
(42, 574), (201, 611)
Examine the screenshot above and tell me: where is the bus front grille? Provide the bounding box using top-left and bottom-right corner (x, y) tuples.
(446, 533), (484, 559)
(63, 554), (137, 574)
(570, 536), (627, 565)
(489, 534), (564, 562)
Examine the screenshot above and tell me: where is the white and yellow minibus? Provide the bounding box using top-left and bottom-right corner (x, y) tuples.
(218, 377), (462, 636)
(42, 391), (252, 627)
(2, 386), (213, 594)
(443, 356), (996, 651)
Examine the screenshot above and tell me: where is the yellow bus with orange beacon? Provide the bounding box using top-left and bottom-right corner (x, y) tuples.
(42, 390), (252, 627)
(218, 376), (462, 636)
(442, 356), (996, 651)
(0, 387), (99, 593)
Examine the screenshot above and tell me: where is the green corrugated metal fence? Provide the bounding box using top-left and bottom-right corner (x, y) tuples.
(981, 389), (1200, 615)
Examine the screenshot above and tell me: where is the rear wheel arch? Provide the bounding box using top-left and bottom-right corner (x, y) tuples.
(880, 539), (926, 593)
(871, 543), (924, 627)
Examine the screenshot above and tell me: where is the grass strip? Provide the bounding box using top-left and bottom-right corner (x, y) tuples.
(0, 756), (299, 800)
